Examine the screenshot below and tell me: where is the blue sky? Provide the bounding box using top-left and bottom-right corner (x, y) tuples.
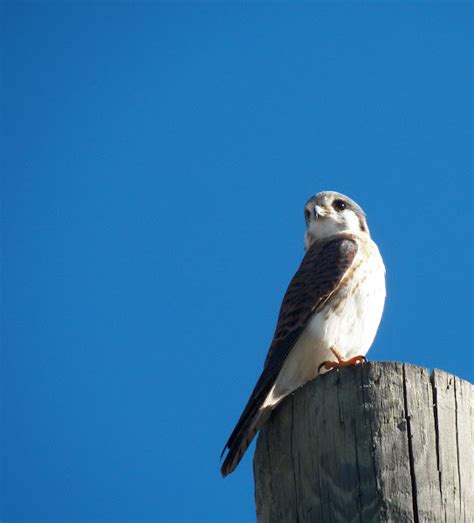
(1, 3), (472, 522)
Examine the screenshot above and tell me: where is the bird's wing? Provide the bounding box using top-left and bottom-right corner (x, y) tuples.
(264, 234), (358, 368)
(221, 234), (358, 476)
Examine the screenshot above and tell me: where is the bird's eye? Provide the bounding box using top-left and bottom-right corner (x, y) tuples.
(333, 199), (346, 211)
(304, 208), (312, 221)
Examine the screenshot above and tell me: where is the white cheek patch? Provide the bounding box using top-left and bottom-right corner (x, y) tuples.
(343, 210), (363, 231)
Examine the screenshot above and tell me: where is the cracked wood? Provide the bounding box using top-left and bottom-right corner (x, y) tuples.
(253, 362), (473, 523)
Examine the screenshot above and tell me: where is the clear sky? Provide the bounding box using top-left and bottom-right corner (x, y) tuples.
(1, 3), (472, 522)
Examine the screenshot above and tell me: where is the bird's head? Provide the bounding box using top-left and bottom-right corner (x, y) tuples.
(304, 191), (369, 249)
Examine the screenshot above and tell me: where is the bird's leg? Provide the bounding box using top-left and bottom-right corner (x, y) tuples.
(318, 346), (367, 374)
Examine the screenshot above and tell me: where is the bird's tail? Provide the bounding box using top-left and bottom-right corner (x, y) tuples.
(220, 406), (272, 477)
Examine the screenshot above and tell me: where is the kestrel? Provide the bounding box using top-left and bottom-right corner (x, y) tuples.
(221, 191), (386, 477)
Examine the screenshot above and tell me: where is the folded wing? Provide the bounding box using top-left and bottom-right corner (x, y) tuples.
(220, 235), (358, 477)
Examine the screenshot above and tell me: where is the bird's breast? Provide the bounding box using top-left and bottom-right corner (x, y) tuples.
(265, 239), (385, 406)
(308, 240), (386, 360)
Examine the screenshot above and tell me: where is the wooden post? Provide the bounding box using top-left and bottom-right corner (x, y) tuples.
(253, 362), (473, 523)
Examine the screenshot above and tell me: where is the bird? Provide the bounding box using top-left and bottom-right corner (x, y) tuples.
(220, 191), (386, 477)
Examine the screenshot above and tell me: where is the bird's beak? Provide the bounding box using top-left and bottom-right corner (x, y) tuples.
(314, 205), (327, 218)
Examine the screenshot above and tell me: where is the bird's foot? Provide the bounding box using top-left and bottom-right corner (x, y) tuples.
(318, 346), (367, 374)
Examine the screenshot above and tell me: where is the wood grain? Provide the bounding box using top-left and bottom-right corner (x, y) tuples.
(254, 362), (473, 523)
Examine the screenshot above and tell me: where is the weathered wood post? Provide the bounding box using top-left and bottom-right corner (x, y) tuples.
(254, 362), (473, 522)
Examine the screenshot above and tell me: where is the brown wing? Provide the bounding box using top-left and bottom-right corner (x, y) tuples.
(264, 234), (358, 367)
(221, 234), (358, 476)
